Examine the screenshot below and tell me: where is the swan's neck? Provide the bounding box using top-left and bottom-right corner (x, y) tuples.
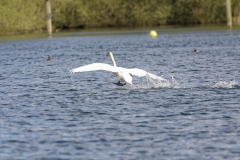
(109, 53), (117, 67)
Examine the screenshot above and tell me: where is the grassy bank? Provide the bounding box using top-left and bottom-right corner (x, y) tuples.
(1, 0), (240, 34)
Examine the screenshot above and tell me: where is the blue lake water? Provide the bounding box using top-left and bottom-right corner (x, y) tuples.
(0, 27), (240, 159)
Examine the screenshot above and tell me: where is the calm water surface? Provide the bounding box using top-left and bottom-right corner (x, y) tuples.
(0, 28), (240, 159)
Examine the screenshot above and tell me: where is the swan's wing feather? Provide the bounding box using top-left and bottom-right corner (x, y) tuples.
(127, 68), (166, 81)
(70, 63), (117, 73)
(147, 72), (166, 81)
(127, 68), (148, 77)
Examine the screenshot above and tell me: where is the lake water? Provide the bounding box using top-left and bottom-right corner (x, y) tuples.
(0, 27), (240, 159)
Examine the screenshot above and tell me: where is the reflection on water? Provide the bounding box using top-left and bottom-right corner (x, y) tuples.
(0, 26), (240, 159)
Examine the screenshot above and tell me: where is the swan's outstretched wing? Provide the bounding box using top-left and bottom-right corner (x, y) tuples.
(70, 63), (117, 73)
(127, 68), (166, 81)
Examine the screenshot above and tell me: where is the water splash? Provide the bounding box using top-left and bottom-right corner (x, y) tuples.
(131, 75), (179, 89)
(212, 80), (239, 89)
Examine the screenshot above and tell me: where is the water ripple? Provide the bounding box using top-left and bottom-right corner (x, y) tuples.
(0, 28), (240, 159)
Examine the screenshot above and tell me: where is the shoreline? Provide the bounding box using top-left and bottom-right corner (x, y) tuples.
(0, 24), (240, 41)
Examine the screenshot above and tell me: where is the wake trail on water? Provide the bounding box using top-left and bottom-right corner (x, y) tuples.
(129, 76), (239, 90)
(212, 80), (239, 89)
(130, 75), (179, 90)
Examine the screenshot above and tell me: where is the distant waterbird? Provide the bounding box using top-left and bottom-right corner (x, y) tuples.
(70, 52), (166, 86)
(193, 49), (199, 54)
(47, 55), (51, 61)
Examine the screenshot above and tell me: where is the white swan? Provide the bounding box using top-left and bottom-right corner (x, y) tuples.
(70, 52), (166, 86)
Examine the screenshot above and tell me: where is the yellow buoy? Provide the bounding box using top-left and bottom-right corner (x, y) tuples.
(149, 30), (157, 38)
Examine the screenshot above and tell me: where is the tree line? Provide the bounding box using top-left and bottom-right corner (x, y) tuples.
(1, 0), (240, 34)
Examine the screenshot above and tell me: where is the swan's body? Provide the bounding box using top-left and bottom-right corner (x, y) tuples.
(70, 52), (166, 86)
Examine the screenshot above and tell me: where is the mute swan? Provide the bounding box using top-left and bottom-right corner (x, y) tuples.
(70, 52), (166, 86)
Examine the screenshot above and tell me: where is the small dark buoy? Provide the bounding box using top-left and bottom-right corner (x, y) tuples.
(47, 55), (51, 61)
(193, 49), (199, 54)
